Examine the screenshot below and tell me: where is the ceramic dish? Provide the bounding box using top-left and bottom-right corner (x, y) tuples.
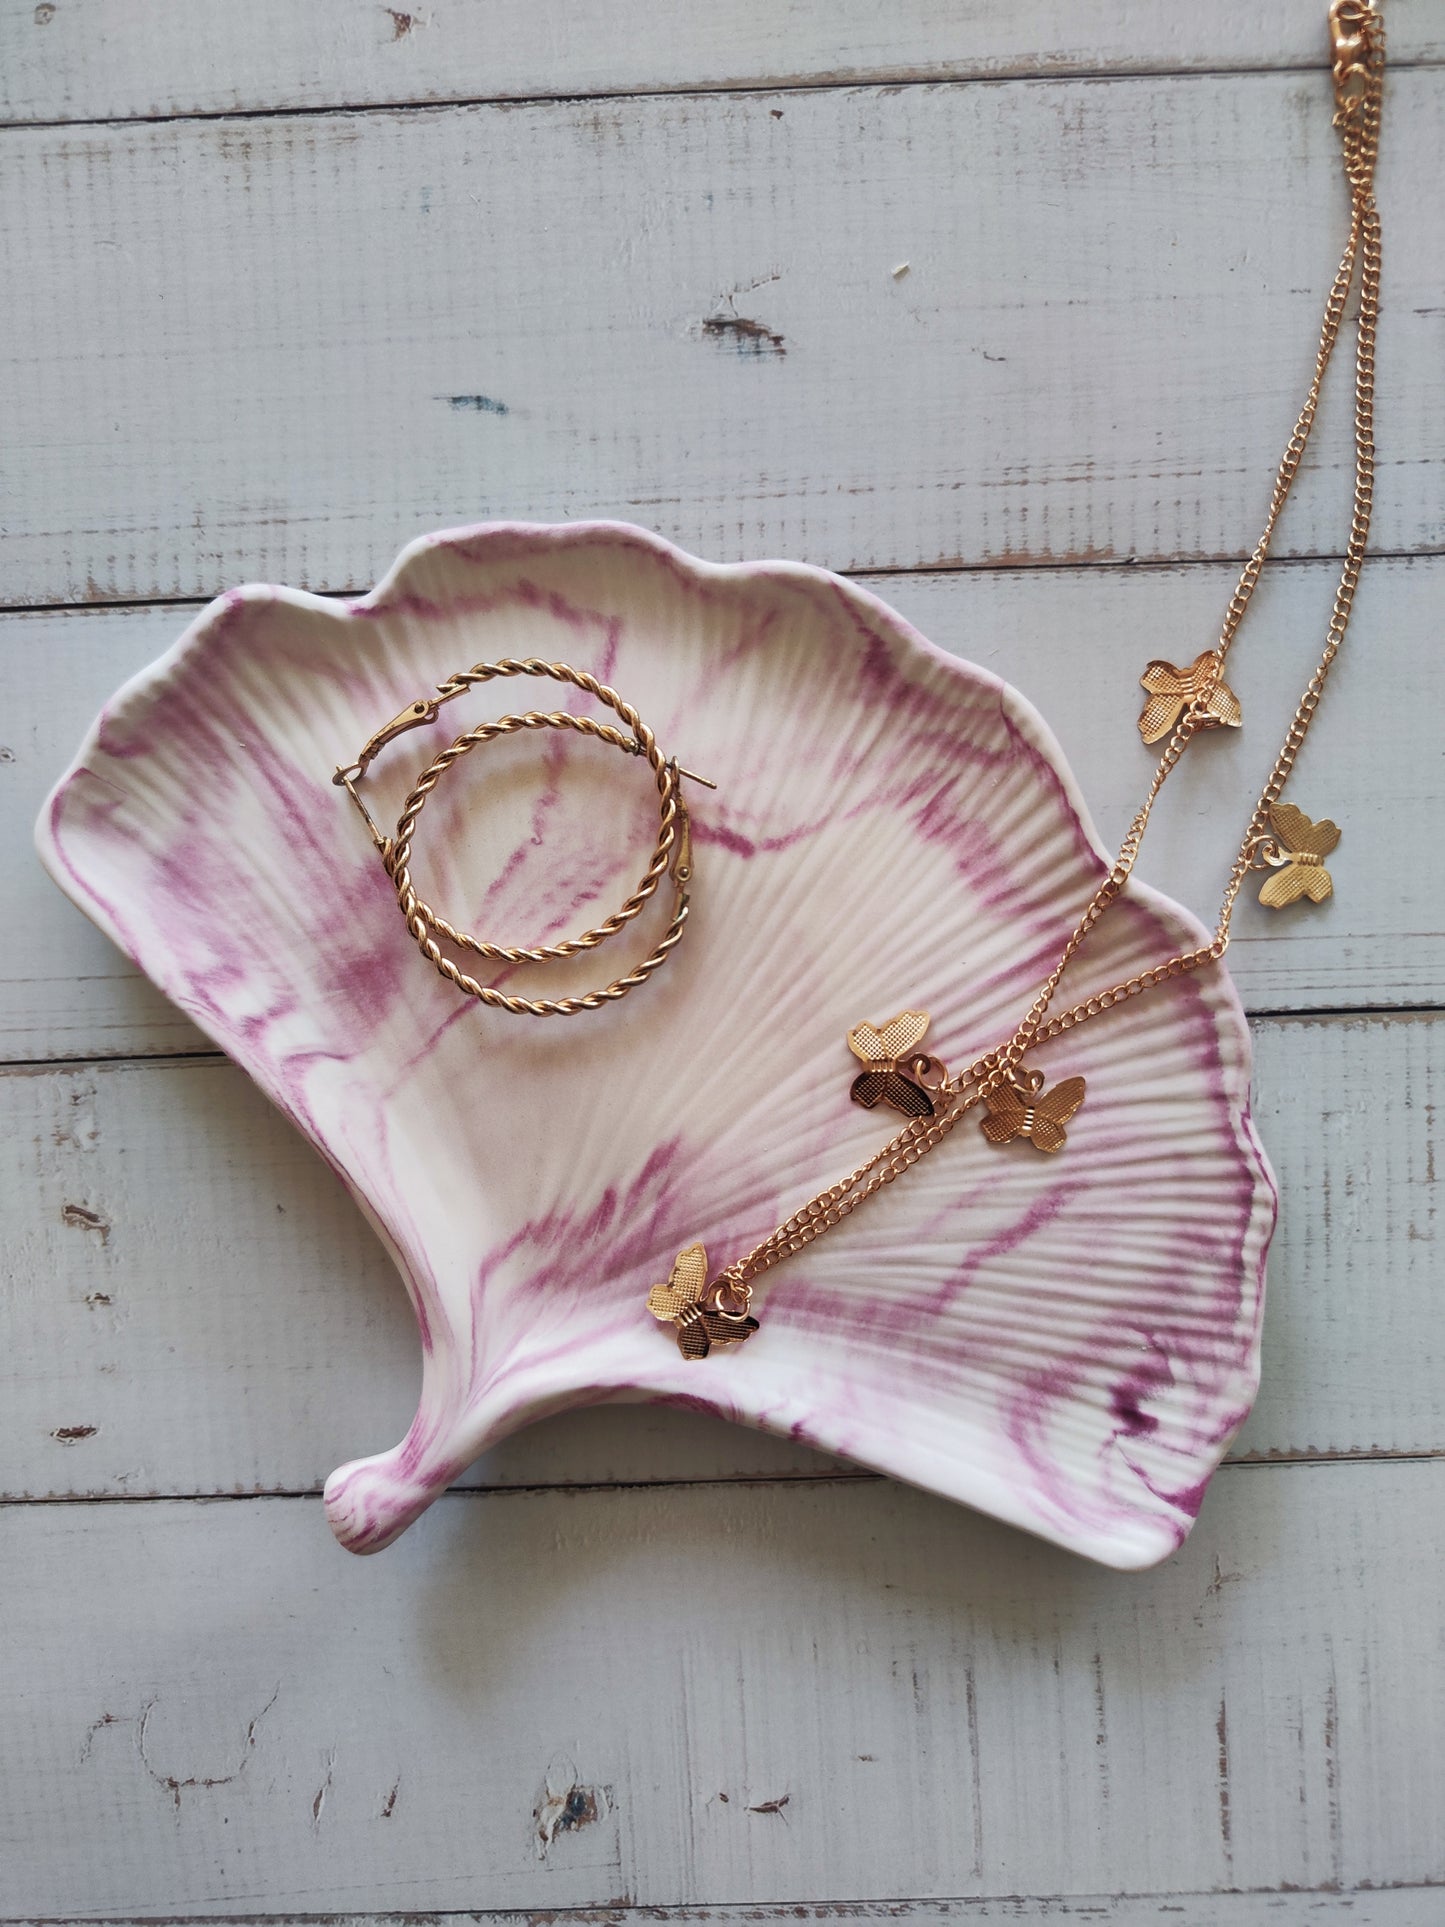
(37, 522), (1276, 1567)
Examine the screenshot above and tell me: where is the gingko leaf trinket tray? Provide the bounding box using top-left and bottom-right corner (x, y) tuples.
(37, 522), (1275, 1568)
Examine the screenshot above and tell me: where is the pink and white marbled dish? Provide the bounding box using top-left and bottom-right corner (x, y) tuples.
(36, 522), (1276, 1568)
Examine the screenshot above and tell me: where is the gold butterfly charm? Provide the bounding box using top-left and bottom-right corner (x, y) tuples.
(645, 1243), (759, 1360)
(847, 1009), (950, 1119)
(1258, 802), (1340, 908)
(1137, 651), (1242, 745)
(979, 1068), (1086, 1155)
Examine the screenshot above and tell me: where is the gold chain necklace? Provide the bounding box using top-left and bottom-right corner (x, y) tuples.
(647, 0), (1385, 1359)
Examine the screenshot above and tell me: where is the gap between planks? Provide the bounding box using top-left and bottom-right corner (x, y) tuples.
(3, 547), (1437, 622)
(11, 998), (1442, 1075)
(4, 52), (1444, 140)
(4, 1453), (1445, 1517)
(2, 0), (1444, 133)
(1, 1894), (1442, 1925)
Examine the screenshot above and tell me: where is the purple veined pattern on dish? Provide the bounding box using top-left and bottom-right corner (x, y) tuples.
(36, 521), (1276, 1568)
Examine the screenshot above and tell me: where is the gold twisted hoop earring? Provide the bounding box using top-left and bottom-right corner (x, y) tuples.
(333, 658), (715, 1018)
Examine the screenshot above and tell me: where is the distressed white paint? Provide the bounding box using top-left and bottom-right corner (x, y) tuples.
(2, 0), (1442, 124)
(3, 4), (1441, 1915)
(1, 1012), (1438, 1501)
(6, 556), (1442, 1062)
(1, 73), (1442, 606)
(0, 1466), (1439, 1914)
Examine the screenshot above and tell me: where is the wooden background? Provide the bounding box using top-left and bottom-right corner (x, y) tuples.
(1, 3), (1442, 1920)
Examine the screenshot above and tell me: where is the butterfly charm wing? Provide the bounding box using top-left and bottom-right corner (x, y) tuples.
(678, 1306), (761, 1360)
(848, 1010), (931, 1067)
(1258, 863), (1312, 908)
(1027, 1075), (1087, 1154)
(645, 1242), (709, 1323)
(979, 1080), (1028, 1146)
(1204, 677), (1243, 730)
(1258, 803), (1340, 908)
(1138, 659), (1197, 745)
(850, 1068), (936, 1117)
(1270, 802), (1341, 859)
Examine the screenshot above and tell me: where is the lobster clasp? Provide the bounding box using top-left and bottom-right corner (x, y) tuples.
(1329, 0), (1377, 121)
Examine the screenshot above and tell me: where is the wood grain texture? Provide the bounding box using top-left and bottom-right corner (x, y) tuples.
(2, 72), (1442, 607)
(2, 1011), (1437, 1501)
(2, 0), (1442, 125)
(9, 556), (1442, 1063)
(0, 1464), (1439, 1914)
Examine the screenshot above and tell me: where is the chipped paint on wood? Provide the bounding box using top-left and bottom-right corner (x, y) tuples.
(310, 1746), (337, 1832)
(745, 1792), (789, 1817)
(72, 1686), (281, 1816)
(440, 393), (509, 414)
(700, 313), (786, 357)
(534, 1756), (607, 1855)
(61, 1201), (109, 1242)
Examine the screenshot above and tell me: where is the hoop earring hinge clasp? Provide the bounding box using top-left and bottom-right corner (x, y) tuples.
(333, 696), (442, 789)
(669, 783), (694, 888)
(334, 696), (454, 853)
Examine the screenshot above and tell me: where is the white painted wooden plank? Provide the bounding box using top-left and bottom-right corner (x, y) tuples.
(12, 1902), (1435, 1927)
(7, 557), (1441, 1062)
(0, 1464), (1438, 1912)
(2, 1), (1442, 126)
(1232, 1016), (1442, 1461)
(4, 603), (221, 1060)
(2, 1012), (1437, 1500)
(2, 73), (1441, 607)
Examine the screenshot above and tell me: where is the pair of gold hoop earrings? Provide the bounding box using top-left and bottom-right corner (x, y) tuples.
(334, 658), (712, 1018)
